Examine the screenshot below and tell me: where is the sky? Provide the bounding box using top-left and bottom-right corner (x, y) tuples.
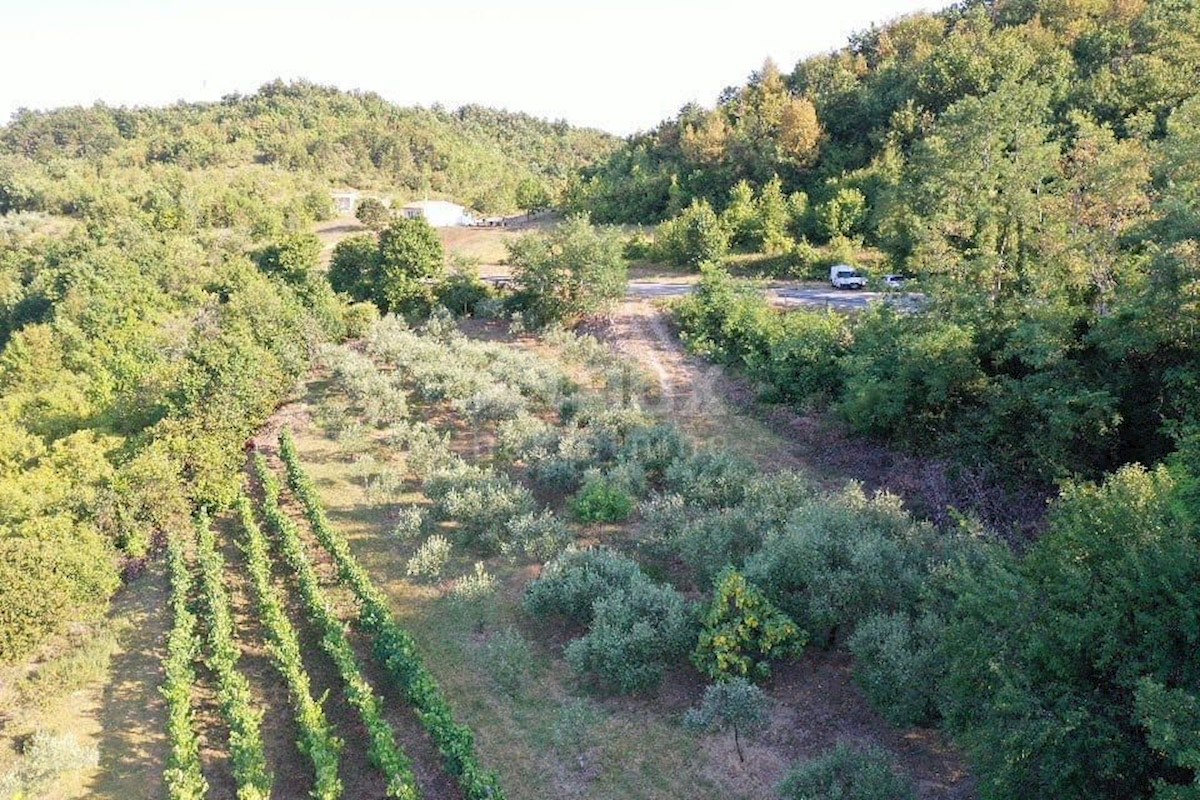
(0, 0), (938, 135)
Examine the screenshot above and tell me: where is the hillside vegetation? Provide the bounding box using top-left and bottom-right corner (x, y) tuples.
(2, 11), (1200, 800)
(0, 80), (614, 667)
(0, 79), (617, 218)
(574, 0), (1200, 486)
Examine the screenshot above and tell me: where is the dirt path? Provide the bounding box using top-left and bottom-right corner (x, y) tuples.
(601, 300), (807, 474)
(88, 564), (172, 800)
(600, 300), (1048, 539)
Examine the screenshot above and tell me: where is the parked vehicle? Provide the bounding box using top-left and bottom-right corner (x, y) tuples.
(883, 274), (909, 289)
(830, 265), (867, 289)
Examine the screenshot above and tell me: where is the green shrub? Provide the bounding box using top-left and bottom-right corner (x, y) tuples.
(653, 199), (729, 267)
(388, 506), (427, 544)
(435, 266), (493, 317)
(481, 628), (533, 696)
(744, 487), (933, 648)
(523, 547), (644, 624)
(673, 507), (767, 586)
(502, 510), (573, 562)
(506, 215), (627, 327)
(564, 580), (697, 693)
(847, 612), (942, 727)
(754, 309), (850, 405)
(572, 479), (634, 523)
(638, 493), (693, 543)
(778, 743), (916, 800)
(551, 699), (602, 761)
(342, 301), (381, 339)
(451, 562), (498, 604)
(619, 424), (692, 485)
(0, 524), (119, 663)
(939, 464), (1200, 800)
(683, 677), (770, 763)
(693, 569), (805, 682)
(406, 535), (453, 579)
(664, 450), (756, 509)
(426, 464), (536, 550)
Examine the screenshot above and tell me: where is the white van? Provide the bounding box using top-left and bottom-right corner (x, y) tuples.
(830, 265), (866, 289)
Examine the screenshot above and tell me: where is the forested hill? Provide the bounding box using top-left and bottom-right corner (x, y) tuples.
(572, 0), (1200, 485)
(567, 0), (1200, 223)
(0, 80), (617, 214)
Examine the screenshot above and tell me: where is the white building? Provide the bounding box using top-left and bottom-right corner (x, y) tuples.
(400, 200), (475, 228)
(331, 190), (360, 216)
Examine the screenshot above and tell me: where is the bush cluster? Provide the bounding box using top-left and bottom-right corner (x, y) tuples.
(525, 547), (697, 693)
(778, 743), (917, 800)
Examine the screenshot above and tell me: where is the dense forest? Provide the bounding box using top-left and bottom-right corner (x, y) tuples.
(0, 79), (616, 219)
(573, 0), (1200, 488)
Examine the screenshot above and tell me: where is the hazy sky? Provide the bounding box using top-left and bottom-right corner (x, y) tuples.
(0, 0), (937, 135)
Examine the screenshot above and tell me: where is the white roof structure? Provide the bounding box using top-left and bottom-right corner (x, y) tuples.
(400, 200), (475, 228)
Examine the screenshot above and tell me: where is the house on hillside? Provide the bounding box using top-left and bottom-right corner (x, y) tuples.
(331, 190), (360, 216)
(400, 200), (476, 228)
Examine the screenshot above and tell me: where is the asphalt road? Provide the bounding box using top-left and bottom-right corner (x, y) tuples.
(626, 279), (922, 311)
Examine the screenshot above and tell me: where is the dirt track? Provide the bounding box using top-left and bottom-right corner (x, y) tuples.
(598, 300), (1049, 541)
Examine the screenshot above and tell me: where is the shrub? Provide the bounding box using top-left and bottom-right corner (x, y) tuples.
(355, 196), (391, 229)
(390, 506), (427, 541)
(452, 562), (498, 603)
(376, 216), (444, 315)
(618, 424), (692, 486)
(744, 487), (933, 648)
(342, 301), (381, 339)
(506, 215), (627, 327)
(564, 580), (697, 693)
(653, 199), (729, 267)
(572, 479), (634, 523)
(523, 547), (645, 625)
(778, 743), (916, 800)
(638, 493), (692, 542)
(684, 678), (770, 763)
(754, 309), (850, 405)
(455, 383), (527, 424)
(426, 464), (535, 550)
(502, 510), (573, 562)
(551, 699), (602, 761)
(406, 535), (453, 579)
(664, 450), (756, 509)
(0, 525), (118, 663)
(0, 732), (99, 799)
(481, 628), (533, 696)
(693, 569), (805, 682)
(435, 266), (493, 317)
(673, 507), (767, 586)
(847, 612), (942, 727)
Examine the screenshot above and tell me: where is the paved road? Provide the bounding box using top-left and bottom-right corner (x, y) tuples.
(626, 279), (922, 311)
